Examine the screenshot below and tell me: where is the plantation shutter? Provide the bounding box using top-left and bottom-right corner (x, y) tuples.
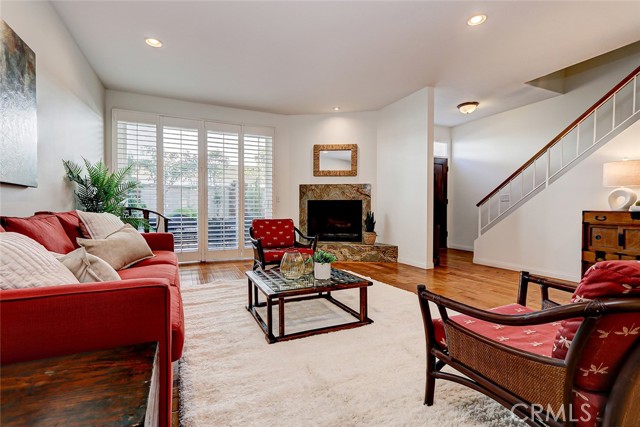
(243, 127), (274, 247)
(112, 109), (274, 261)
(205, 123), (241, 251)
(114, 111), (159, 227)
(162, 118), (201, 254)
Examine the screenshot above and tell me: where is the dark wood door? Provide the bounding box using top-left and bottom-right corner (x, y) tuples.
(433, 158), (448, 266)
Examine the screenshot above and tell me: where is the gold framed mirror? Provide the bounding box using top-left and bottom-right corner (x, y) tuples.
(313, 144), (358, 176)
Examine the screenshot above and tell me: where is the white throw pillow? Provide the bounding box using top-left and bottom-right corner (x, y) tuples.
(54, 247), (121, 283)
(77, 224), (154, 270)
(0, 232), (79, 290)
(76, 210), (125, 239)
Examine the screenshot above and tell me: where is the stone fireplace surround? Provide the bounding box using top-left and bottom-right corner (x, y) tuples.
(299, 184), (371, 235)
(299, 184), (398, 262)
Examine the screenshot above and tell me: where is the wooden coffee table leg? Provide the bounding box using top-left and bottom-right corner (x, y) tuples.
(278, 297), (285, 338)
(254, 284), (259, 305)
(359, 287), (368, 321)
(266, 297), (273, 340)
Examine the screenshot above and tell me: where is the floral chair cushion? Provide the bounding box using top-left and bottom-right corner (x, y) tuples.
(552, 261), (640, 392)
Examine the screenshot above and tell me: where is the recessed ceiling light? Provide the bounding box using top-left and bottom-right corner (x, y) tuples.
(457, 102), (479, 114)
(467, 14), (487, 26)
(145, 37), (163, 48)
(333, 107), (340, 111)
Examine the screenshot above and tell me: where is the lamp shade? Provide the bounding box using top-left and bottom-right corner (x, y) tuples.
(602, 160), (640, 187)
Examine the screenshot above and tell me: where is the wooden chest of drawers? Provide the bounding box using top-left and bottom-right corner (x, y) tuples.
(582, 210), (640, 276)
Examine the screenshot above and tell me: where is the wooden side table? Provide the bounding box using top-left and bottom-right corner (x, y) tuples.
(1, 342), (159, 427)
(582, 210), (640, 276)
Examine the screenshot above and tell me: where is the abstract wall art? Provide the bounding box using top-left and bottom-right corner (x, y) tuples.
(0, 19), (37, 187)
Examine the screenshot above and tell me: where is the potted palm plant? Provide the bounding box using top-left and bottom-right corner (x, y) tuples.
(313, 249), (337, 280)
(63, 158), (146, 228)
(363, 211), (377, 245)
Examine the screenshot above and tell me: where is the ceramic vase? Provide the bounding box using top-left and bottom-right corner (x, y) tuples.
(314, 262), (331, 280)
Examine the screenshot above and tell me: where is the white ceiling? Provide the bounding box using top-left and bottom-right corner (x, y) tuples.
(51, 1), (640, 127)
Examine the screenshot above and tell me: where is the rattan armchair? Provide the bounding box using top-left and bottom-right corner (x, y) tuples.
(418, 261), (640, 427)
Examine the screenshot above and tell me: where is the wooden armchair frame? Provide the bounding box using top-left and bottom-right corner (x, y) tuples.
(418, 272), (640, 427)
(249, 226), (317, 271)
(124, 207), (170, 233)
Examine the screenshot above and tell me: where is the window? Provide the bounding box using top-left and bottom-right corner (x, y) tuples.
(206, 126), (240, 251)
(113, 110), (274, 261)
(116, 119), (158, 211)
(162, 122), (200, 254)
(243, 130), (273, 247)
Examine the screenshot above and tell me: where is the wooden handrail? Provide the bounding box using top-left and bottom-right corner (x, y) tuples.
(477, 65), (640, 207)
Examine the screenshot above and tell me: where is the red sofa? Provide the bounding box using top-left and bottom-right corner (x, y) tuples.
(0, 210), (184, 427)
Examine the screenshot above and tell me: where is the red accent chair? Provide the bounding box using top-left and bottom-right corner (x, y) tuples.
(249, 218), (317, 270)
(418, 261), (640, 427)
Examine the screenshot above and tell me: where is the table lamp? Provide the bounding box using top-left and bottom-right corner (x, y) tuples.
(603, 160), (640, 210)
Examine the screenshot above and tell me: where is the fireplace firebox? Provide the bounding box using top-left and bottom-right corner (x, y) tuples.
(307, 200), (362, 242)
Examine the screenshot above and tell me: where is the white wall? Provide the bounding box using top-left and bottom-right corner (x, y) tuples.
(450, 52), (640, 250)
(474, 120), (640, 281)
(377, 87), (434, 268)
(286, 112), (378, 224)
(0, 0), (105, 216)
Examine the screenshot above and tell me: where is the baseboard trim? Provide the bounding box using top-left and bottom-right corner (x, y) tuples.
(473, 257), (579, 282)
(398, 257), (431, 270)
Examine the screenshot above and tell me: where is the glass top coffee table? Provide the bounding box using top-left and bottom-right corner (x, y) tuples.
(245, 268), (373, 343)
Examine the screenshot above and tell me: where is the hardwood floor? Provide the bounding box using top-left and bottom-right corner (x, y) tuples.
(172, 249), (574, 426)
(178, 249), (573, 309)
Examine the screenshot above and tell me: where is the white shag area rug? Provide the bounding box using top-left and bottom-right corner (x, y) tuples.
(179, 274), (525, 427)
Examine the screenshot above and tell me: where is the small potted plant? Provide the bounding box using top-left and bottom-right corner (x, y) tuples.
(363, 211), (377, 245)
(313, 250), (337, 280)
(630, 201), (640, 212)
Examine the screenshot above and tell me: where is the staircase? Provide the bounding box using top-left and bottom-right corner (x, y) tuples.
(476, 66), (640, 236)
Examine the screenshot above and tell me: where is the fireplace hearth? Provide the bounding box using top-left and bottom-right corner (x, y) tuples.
(307, 200), (362, 242)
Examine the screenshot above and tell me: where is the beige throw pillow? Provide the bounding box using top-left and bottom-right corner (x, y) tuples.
(0, 232), (79, 290)
(54, 247), (121, 283)
(76, 210), (125, 239)
(77, 224), (154, 270)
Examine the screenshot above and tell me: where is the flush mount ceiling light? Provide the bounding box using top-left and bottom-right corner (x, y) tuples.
(144, 37), (163, 48)
(333, 107), (340, 111)
(467, 14), (487, 26)
(457, 101), (479, 114)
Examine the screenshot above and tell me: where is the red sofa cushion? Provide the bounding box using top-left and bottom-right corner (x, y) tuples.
(433, 303), (559, 357)
(118, 263), (180, 289)
(134, 251), (178, 267)
(552, 261), (640, 392)
(263, 247), (314, 263)
(35, 211), (83, 248)
(3, 215), (75, 254)
(251, 219), (295, 248)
